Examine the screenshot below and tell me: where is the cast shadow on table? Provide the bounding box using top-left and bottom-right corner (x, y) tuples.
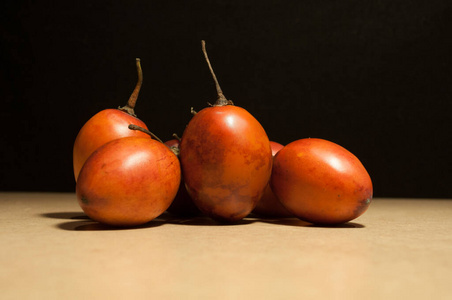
(41, 212), (90, 220)
(57, 220), (166, 231)
(160, 213), (364, 228)
(41, 211), (255, 231)
(158, 212), (256, 226)
(41, 211), (165, 231)
(257, 218), (365, 228)
(41, 211), (364, 230)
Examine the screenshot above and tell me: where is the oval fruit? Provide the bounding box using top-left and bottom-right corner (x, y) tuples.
(73, 109), (148, 180)
(180, 105), (272, 222)
(73, 59), (148, 180)
(271, 138), (372, 225)
(76, 136), (181, 227)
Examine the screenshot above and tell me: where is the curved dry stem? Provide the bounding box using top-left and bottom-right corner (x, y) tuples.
(172, 133), (182, 142)
(201, 40), (229, 106)
(119, 58), (143, 116)
(128, 124), (163, 143)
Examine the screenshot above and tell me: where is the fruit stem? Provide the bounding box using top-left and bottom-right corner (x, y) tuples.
(172, 133), (181, 142)
(201, 40), (230, 106)
(119, 58), (143, 117)
(128, 124), (163, 143)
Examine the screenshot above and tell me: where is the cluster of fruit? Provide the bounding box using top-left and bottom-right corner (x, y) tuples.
(73, 41), (373, 227)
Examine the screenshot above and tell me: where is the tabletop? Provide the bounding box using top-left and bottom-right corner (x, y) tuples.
(1, 192), (451, 299)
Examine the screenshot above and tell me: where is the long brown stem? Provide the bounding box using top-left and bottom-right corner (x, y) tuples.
(119, 58), (143, 117)
(128, 124), (163, 143)
(201, 40), (229, 106)
(128, 58), (143, 109)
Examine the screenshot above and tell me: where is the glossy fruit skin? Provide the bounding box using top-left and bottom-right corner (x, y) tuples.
(252, 141), (293, 218)
(271, 138), (372, 225)
(163, 139), (201, 217)
(180, 105), (272, 222)
(76, 136), (181, 227)
(73, 109), (149, 181)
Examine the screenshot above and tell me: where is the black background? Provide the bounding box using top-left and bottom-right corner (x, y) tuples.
(1, 0), (451, 198)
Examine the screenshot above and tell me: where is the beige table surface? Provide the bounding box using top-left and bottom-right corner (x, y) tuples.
(1, 192), (451, 300)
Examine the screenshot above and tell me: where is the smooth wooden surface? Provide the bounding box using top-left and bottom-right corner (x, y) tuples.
(1, 193), (451, 299)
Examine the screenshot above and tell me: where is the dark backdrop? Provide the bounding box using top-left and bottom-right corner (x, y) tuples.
(1, 0), (451, 198)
